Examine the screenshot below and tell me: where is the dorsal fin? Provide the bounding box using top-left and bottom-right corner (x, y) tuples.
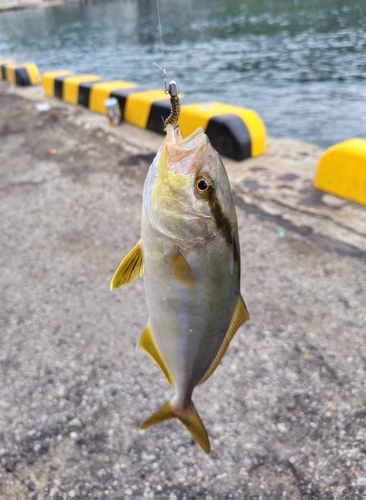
(110, 240), (143, 290)
(137, 323), (175, 387)
(199, 295), (249, 385)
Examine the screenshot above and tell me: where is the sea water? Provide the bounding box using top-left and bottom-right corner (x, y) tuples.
(0, 0), (365, 148)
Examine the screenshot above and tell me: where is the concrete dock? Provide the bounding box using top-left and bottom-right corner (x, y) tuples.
(1, 80), (366, 499)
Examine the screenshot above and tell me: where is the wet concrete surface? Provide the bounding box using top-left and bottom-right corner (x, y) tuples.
(1, 82), (366, 499)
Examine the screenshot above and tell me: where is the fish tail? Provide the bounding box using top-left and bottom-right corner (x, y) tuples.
(140, 398), (211, 453)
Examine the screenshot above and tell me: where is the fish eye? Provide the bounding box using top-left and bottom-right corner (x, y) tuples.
(198, 179), (208, 190)
(195, 176), (212, 196)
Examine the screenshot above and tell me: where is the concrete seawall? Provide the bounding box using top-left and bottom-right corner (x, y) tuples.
(0, 0), (42, 7)
(0, 0), (77, 11)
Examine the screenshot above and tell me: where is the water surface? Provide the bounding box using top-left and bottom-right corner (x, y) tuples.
(1, 0), (366, 148)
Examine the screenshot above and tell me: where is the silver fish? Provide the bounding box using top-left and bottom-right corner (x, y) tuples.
(111, 124), (249, 452)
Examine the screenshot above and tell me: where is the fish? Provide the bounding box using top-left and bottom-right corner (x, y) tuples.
(111, 124), (249, 453)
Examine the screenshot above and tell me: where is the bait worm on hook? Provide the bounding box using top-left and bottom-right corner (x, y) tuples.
(164, 80), (181, 128)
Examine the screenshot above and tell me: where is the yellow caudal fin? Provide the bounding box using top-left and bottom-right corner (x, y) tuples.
(199, 294), (249, 385)
(140, 398), (211, 453)
(110, 240), (143, 290)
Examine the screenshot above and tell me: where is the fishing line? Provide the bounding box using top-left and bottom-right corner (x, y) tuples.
(154, 0), (181, 127)
(155, 0), (167, 92)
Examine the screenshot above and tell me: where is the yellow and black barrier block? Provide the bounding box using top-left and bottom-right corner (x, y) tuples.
(42, 71), (147, 119)
(78, 80), (138, 113)
(145, 98), (266, 160)
(42, 70), (75, 96)
(60, 74), (102, 104)
(42, 72), (102, 104)
(110, 87), (147, 121)
(41, 71), (266, 161)
(0, 57), (15, 79)
(43, 72), (138, 116)
(314, 137), (366, 206)
(1, 61), (40, 86)
(145, 96), (193, 135)
(124, 89), (171, 129)
(109, 90), (266, 161)
(179, 102), (266, 161)
(110, 87), (175, 129)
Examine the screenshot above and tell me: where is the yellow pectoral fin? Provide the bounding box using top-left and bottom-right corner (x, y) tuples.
(110, 240), (143, 290)
(199, 295), (250, 385)
(140, 398), (211, 454)
(165, 245), (196, 291)
(137, 323), (174, 386)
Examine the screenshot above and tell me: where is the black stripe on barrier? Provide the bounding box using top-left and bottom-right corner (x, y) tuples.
(1, 65), (6, 79)
(146, 99), (171, 135)
(15, 67), (30, 86)
(146, 97), (197, 135)
(78, 81), (99, 107)
(110, 88), (140, 120)
(206, 114), (252, 161)
(54, 75), (70, 98)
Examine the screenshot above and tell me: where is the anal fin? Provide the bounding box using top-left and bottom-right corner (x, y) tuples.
(110, 240), (143, 290)
(138, 323), (174, 386)
(199, 295), (249, 384)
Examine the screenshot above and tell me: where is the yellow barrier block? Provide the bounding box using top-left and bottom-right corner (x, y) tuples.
(89, 80), (137, 114)
(5, 64), (16, 84)
(179, 102), (266, 157)
(3, 62), (41, 85)
(125, 89), (170, 128)
(24, 63), (41, 85)
(62, 74), (101, 104)
(42, 70), (74, 96)
(0, 57), (14, 79)
(314, 138), (366, 205)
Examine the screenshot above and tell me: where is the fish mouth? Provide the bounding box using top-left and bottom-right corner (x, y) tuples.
(165, 125), (208, 176)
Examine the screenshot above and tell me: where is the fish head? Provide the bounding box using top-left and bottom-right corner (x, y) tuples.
(144, 124), (237, 245)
